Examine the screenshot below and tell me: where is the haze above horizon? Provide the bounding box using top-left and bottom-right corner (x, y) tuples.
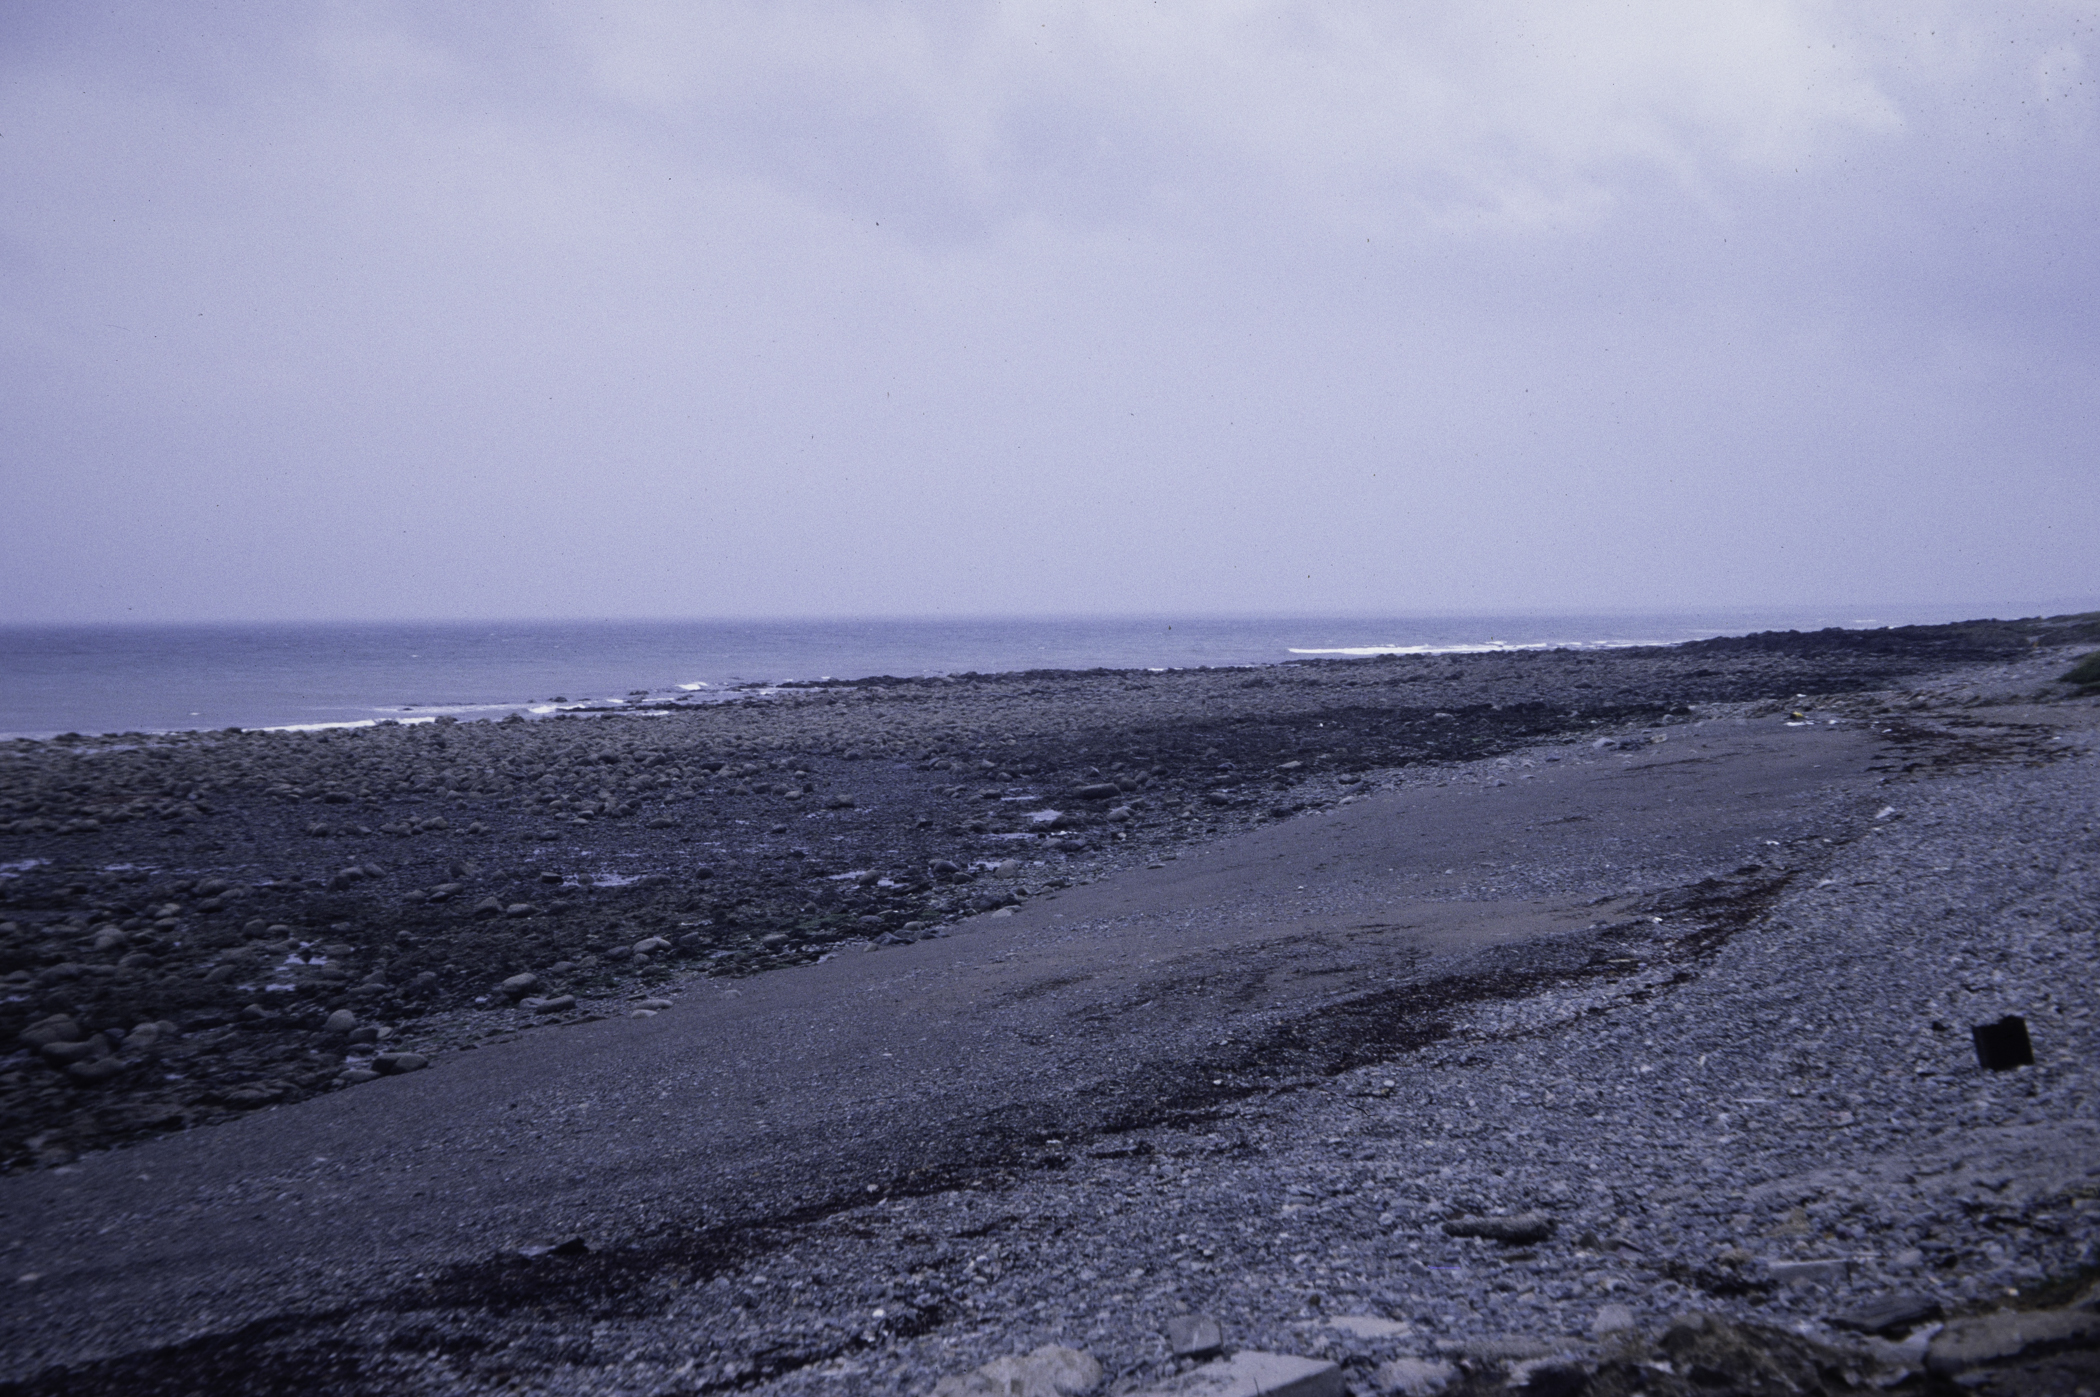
(4, 4), (2094, 626)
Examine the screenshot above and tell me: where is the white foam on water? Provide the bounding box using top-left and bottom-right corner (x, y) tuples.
(1, 858), (51, 877)
(262, 716), (437, 733)
(388, 702), (531, 717)
(1288, 638), (1658, 656)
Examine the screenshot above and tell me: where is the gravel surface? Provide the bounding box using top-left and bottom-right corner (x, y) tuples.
(15, 620), (2082, 1170)
(1, 620), (2097, 1394)
(499, 671), (2097, 1397)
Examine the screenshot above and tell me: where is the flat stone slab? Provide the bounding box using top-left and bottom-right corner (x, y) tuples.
(1135, 1351), (1344, 1397)
(1926, 1308), (2100, 1375)
(933, 1344), (1103, 1396)
(1440, 1213), (1555, 1244)
(1589, 1303), (1638, 1336)
(1372, 1357), (1456, 1396)
(1767, 1258), (1849, 1286)
(1166, 1314), (1225, 1357)
(1327, 1314), (1413, 1340)
(1829, 1293), (1942, 1336)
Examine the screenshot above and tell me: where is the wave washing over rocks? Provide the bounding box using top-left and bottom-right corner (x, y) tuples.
(1, 614), (2098, 1395)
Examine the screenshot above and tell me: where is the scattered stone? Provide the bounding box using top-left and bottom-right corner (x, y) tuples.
(1444, 1338), (1562, 1363)
(338, 1068), (380, 1085)
(17, 1015), (82, 1049)
(1767, 1258), (1849, 1287)
(1440, 1213), (1555, 1244)
(1648, 1313), (1861, 1393)
(632, 998), (673, 1011)
(1327, 1314), (1412, 1340)
(523, 996), (576, 1014)
(222, 1083), (287, 1108)
(371, 1053), (428, 1075)
(1829, 1294), (1943, 1336)
(1926, 1307), (2100, 1376)
(1589, 1303), (1638, 1337)
(933, 1343), (1103, 1396)
(67, 1057), (128, 1086)
(1369, 1356), (1455, 1395)
(1166, 1313), (1225, 1357)
(43, 1036), (111, 1067)
(1133, 1352), (1342, 1397)
(499, 973), (541, 1000)
(322, 1009), (358, 1034)
(1502, 1358), (1592, 1395)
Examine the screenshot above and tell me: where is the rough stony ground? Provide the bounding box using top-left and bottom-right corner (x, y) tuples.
(1, 619), (2097, 1395)
(733, 665), (2096, 1397)
(10, 615), (2087, 1171)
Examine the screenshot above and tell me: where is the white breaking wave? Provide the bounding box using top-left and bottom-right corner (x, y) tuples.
(261, 717), (438, 733)
(1288, 637), (1685, 656)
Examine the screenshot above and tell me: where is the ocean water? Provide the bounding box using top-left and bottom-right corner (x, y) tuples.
(0, 608), (1966, 740)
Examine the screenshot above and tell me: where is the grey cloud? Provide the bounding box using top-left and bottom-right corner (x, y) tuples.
(1, 2), (2094, 622)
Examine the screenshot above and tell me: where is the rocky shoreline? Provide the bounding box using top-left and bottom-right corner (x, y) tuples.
(3, 615), (2099, 1395)
(2, 615), (2073, 1173)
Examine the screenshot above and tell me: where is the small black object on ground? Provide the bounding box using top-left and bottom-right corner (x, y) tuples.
(1972, 1015), (2035, 1071)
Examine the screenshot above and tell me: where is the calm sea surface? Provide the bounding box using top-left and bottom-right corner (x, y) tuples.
(0, 609), (1970, 740)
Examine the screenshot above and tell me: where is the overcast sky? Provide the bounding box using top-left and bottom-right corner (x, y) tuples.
(3, 2), (2095, 624)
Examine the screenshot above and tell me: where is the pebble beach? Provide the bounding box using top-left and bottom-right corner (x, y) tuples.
(3, 615), (2099, 1395)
